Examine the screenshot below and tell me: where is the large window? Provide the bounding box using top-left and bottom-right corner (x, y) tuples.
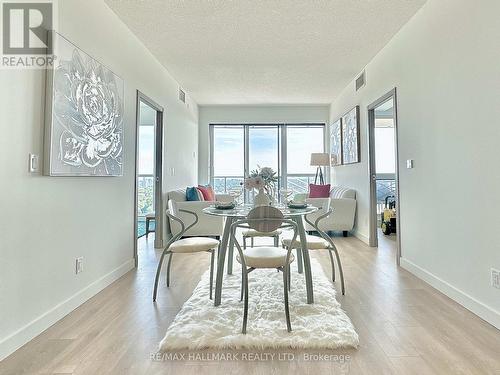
(286, 126), (325, 193)
(212, 126), (245, 194)
(248, 126), (279, 175)
(210, 124), (325, 198)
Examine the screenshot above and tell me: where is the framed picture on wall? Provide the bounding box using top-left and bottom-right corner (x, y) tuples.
(44, 32), (124, 176)
(342, 106), (360, 164)
(330, 118), (342, 166)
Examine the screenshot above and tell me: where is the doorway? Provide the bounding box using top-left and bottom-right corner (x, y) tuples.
(367, 89), (401, 263)
(134, 91), (164, 266)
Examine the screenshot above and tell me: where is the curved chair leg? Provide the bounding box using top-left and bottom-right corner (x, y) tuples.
(209, 249), (215, 300)
(242, 270), (249, 334)
(327, 249), (336, 283)
(153, 250), (169, 302)
(296, 247), (303, 274)
(240, 264), (245, 301)
(166, 253), (174, 287)
(287, 263), (291, 291)
(331, 245), (345, 295)
(283, 267), (292, 332)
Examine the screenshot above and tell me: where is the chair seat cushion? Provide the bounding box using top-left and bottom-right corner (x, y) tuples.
(236, 247), (294, 268)
(169, 237), (219, 253)
(242, 229), (282, 237)
(282, 235), (330, 250)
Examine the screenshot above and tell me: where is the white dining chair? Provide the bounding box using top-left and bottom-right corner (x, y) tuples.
(153, 200), (219, 302)
(242, 228), (281, 248)
(282, 207), (345, 295)
(283, 197), (330, 274)
(230, 206), (299, 333)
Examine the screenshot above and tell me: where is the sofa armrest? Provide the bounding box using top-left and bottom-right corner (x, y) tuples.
(305, 197), (331, 211)
(330, 198), (356, 213)
(175, 200), (215, 224)
(304, 197), (331, 227)
(328, 198), (356, 229)
(303, 198), (356, 231)
(170, 201), (223, 236)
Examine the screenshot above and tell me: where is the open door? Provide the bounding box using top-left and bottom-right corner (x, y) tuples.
(134, 91), (164, 266)
(367, 88), (401, 264)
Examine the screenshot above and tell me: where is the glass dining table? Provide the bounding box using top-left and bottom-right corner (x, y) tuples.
(203, 204), (318, 307)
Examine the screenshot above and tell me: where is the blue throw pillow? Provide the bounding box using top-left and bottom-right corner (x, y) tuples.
(186, 187), (201, 201)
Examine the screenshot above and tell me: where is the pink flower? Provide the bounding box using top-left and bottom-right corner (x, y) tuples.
(254, 176), (264, 188)
(244, 177), (256, 189)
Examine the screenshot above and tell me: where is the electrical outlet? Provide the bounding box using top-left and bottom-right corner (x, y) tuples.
(75, 257), (83, 274)
(492, 268), (500, 289)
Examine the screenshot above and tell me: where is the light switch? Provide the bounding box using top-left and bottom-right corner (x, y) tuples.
(406, 159), (414, 169)
(29, 153), (39, 173)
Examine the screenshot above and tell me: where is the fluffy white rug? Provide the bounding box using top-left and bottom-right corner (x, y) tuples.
(159, 258), (359, 350)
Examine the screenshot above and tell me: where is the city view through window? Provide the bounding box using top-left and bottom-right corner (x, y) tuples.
(211, 124), (325, 200)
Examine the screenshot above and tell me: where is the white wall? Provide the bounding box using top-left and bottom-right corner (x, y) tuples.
(329, 0), (500, 327)
(198, 105), (330, 183)
(0, 0), (198, 360)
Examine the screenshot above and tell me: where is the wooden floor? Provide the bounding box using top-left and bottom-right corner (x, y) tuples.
(1, 232), (499, 375)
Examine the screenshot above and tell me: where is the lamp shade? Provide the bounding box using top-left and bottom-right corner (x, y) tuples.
(310, 153), (330, 166)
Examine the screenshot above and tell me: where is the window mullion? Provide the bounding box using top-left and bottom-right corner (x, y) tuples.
(281, 124), (287, 191)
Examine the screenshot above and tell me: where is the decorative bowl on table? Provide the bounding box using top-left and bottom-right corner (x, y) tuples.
(287, 201), (308, 209)
(214, 201), (236, 210)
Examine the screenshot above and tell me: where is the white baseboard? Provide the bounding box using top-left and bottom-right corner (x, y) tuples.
(353, 230), (370, 245)
(0, 259), (135, 361)
(401, 258), (500, 330)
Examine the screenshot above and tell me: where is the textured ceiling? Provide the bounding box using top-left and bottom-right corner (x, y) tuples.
(105, 0), (426, 105)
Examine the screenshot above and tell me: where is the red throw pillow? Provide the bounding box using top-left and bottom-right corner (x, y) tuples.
(197, 185), (216, 201)
(309, 184), (331, 198)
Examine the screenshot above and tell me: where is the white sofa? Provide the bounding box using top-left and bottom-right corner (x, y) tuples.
(302, 186), (357, 236)
(166, 188), (232, 237)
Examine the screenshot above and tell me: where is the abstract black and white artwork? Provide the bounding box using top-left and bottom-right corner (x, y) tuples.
(342, 106), (360, 164)
(44, 32), (123, 176)
(330, 118), (342, 166)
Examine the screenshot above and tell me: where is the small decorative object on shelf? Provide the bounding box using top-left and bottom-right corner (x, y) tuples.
(244, 166), (278, 207)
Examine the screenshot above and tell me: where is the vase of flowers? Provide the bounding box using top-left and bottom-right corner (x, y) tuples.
(244, 166), (278, 207)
